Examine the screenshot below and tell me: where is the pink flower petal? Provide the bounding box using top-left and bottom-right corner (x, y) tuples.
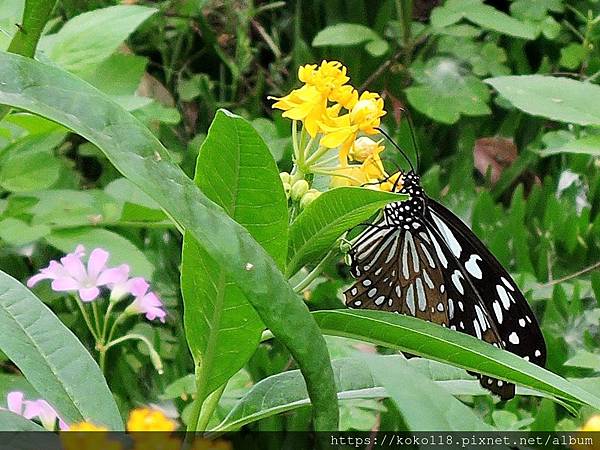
(79, 287), (100, 302)
(6, 392), (24, 415)
(27, 273), (52, 288)
(128, 277), (149, 297)
(87, 248), (109, 280)
(51, 277), (81, 292)
(61, 254), (87, 283)
(96, 264), (129, 286)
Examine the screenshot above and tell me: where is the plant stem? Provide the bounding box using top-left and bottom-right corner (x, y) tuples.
(74, 298), (99, 341)
(101, 301), (116, 343)
(91, 301), (102, 338)
(292, 249), (338, 291)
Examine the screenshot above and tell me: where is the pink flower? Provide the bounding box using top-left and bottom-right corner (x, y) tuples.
(2, 391), (68, 430)
(28, 246), (129, 302)
(109, 276), (149, 302)
(127, 288), (167, 323)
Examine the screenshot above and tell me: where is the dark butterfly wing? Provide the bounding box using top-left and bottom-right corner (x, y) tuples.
(425, 198), (546, 368)
(345, 218), (449, 323)
(422, 213), (516, 398)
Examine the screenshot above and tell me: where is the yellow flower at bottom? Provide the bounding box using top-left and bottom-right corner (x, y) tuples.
(581, 415), (600, 431)
(127, 407), (177, 431)
(68, 422), (108, 431)
(61, 422), (122, 450)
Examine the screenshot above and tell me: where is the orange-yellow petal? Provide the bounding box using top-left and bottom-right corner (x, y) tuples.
(127, 407), (177, 432)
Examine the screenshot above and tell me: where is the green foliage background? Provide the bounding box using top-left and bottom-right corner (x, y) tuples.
(0, 0), (598, 437)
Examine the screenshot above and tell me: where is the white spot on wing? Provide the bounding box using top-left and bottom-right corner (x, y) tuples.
(508, 332), (520, 345)
(493, 301), (503, 324)
(465, 254), (483, 279)
(406, 285), (415, 315)
(501, 276), (514, 291)
(375, 296), (385, 306)
(496, 285), (510, 309)
(451, 270), (464, 295)
(416, 278), (426, 312)
(431, 212), (462, 258)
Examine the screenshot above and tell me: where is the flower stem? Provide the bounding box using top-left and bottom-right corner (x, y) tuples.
(73, 298), (100, 341)
(105, 333), (163, 374)
(304, 145), (330, 166)
(292, 248), (338, 291)
(312, 167), (364, 185)
(91, 301), (102, 338)
(101, 301), (116, 343)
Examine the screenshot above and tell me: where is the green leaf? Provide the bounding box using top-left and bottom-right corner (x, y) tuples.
(7, 0), (57, 58)
(46, 227), (154, 278)
(0, 131), (65, 192)
(438, 36), (509, 77)
(0, 410), (46, 431)
(314, 309), (600, 411)
(485, 75), (600, 125)
(286, 187), (404, 277)
(539, 135), (600, 156)
(38, 5), (156, 73)
(182, 110), (287, 401)
(0, 270), (122, 428)
(431, 0), (536, 39)
(214, 356), (497, 432)
(559, 43), (586, 70)
(0, 52), (338, 431)
(0, 218), (50, 246)
(364, 355), (493, 430)
(564, 350), (600, 371)
(407, 57), (491, 124)
(312, 23), (381, 47)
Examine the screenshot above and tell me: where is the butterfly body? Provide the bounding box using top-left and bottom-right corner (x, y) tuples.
(345, 170), (546, 399)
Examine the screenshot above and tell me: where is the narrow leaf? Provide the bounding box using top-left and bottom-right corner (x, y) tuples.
(0, 270), (122, 429)
(314, 309), (600, 410)
(0, 411), (46, 431)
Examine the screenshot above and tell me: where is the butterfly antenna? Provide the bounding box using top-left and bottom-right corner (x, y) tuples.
(404, 109), (421, 172)
(375, 127), (415, 173)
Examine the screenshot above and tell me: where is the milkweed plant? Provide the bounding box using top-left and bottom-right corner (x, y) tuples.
(0, 0), (599, 443)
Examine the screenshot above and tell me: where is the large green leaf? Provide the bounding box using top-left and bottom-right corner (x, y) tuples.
(182, 110), (287, 403)
(312, 23), (384, 48)
(38, 5), (156, 73)
(365, 355), (493, 430)
(485, 75), (600, 126)
(214, 356), (496, 432)
(286, 187), (404, 277)
(0, 270), (122, 429)
(0, 411), (46, 431)
(314, 309), (600, 410)
(0, 52), (338, 431)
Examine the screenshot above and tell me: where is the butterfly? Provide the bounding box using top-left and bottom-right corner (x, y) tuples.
(344, 169), (546, 399)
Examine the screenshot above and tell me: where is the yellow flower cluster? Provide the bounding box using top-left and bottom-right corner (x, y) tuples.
(62, 407), (232, 450)
(271, 61), (401, 192)
(271, 60), (386, 164)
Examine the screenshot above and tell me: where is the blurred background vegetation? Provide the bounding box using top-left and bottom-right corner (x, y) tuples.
(0, 0), (599, 434)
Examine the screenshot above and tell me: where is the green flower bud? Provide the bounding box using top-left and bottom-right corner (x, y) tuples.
(283, 182), (292, 198)
(291, 179), (309, 201)
(279, 172), (291, 184)
(299, 189), (321, 209)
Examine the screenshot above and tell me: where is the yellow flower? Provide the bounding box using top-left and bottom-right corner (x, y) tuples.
(67, 422), (108, 431)
(126, 407), (177, 431)
(349, 137), (384, 162)
(320, 91), (386, 163)
(298, 60), (350, 96)
(329, 153), (386, 189)
(270, 84), (325, 137)
(581, 415), (600, 431)
(61, 423), (122, 450)
(380, 171), (404, 192)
